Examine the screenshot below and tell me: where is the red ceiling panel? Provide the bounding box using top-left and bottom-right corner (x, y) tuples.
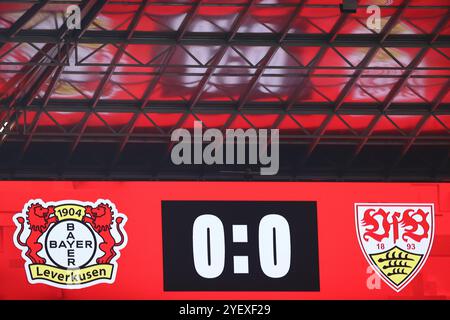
(88, 4), (138, 31)
(132, 114), (159, 134)
(292, 7), (340, 34)
(238, 6), (296, 33)
(284, 47), (321, 66)
(0, 4), (31, 28)
(243, 114), (278, 128)
(278, 114), (306, 134)
(291, 114), (328, 134)
(419, 116), (449, 136)
(340, 115), (376, 134)
(339, 8), (397, 35)
(389, 115), (423, 134)
(344, 85), (380, 103)
(41, 112), (86, 133)
(188, 6), (241, 33)
(194, 113), (230, 128)
(309, 77), (350, 102)
(324, 115), (355, 135)
(149, 113), (184, 130)
(436, 115), (450, 130)
(0, 0), (447, 176)
(228, 114), (253, 129)
(371, 116), (404, 136)
(136, 5), (190, 32)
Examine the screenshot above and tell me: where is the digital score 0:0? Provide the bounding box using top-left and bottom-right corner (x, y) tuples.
(162, 201), (320, 291)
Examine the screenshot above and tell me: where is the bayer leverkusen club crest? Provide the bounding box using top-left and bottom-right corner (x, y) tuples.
(355, 203), (434, 292)
(13, 199), (127, 289)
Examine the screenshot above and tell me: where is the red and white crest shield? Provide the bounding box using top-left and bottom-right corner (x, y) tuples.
(355, 203), (434, 292)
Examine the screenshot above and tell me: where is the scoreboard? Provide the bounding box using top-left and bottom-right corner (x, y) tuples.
(0, 182), (448, 299)
(162, 201), (319, 291)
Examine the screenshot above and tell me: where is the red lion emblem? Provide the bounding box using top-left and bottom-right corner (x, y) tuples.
(16, 201), (125, 265)
(83, 203), (125, 264)
(15, 203), (57, 264)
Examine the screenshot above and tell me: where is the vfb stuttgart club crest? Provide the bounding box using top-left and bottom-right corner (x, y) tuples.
(355, 203), (434, 292)
(13, 199), (127, 289)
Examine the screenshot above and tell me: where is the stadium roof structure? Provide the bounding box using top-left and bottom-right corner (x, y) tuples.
(0, 0), (449, 180)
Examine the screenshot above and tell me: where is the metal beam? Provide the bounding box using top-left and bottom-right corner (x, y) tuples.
(304, 0), (414, 161)
(0, 167), (447, 182)
(19, 63), (67, 159)
(389, 79), (450, 169)
(14, 0), (111, 159)
(381, 9), (450, 112)
(188, 0), (258, 110)
(108, 1), (206, 167)
(2, 132), (449, 143)
(380, 47), (429, 112)
(5, 100), (450, 114)
(1, 31), (449, 47)
(0, 43), (59, 146)
(274, 12), (350, 122)
(0, 0), (110, 160)
(2, 1), (108, 116)
(223, 0), (310, 128)
(176, 0), (204, 41)
(276, 13), (350, 169)
(66, 0), (146, 160)
(6, 0), (51, 37)
(341, 8), (450, 172)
